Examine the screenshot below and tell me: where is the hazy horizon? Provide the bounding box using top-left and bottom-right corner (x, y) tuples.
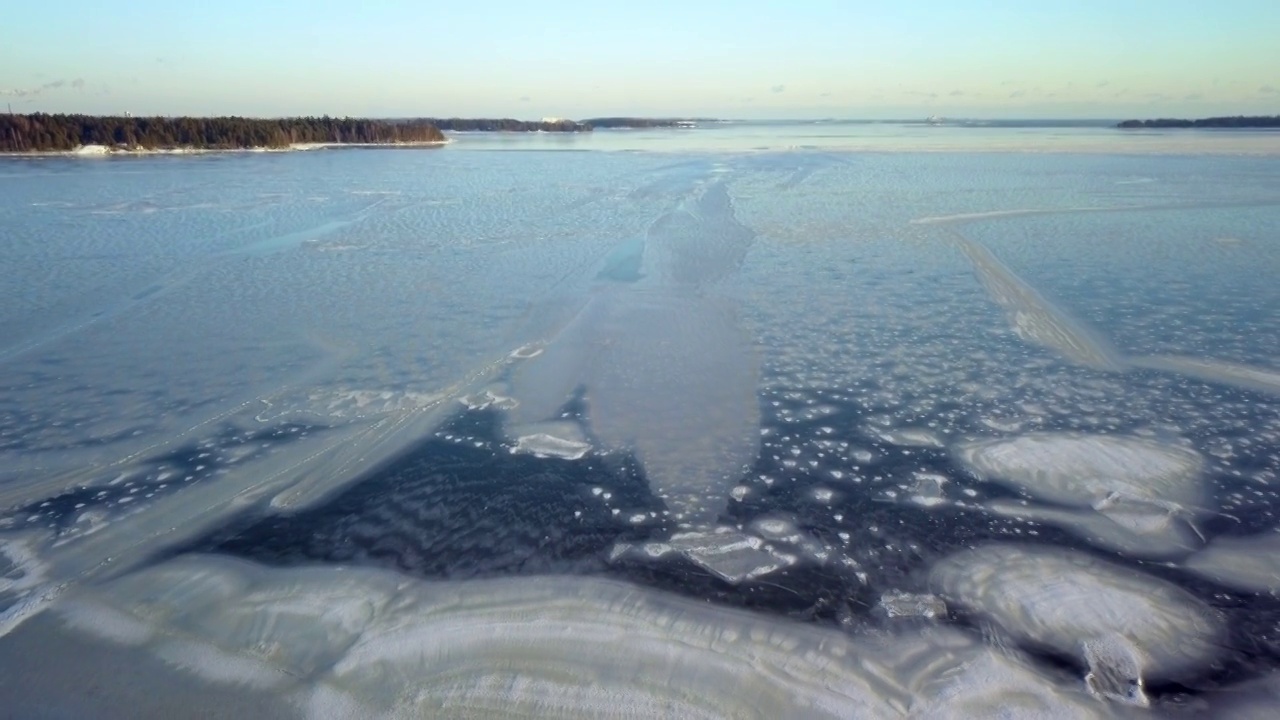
(3, 1), (1278, 120)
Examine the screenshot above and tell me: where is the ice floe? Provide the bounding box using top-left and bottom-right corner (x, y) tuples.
(609, 515), (835, 585)
(930, 543), (1224, 705)
(983, 499), (1202, 559)
(509, 421), (592, 460)
(611, 530), (797, 584)
(956, 433), (1207, 557)
(956, 433), (1204, 509)
(876, 591), (947, 620)
(874, 427), (946, 449)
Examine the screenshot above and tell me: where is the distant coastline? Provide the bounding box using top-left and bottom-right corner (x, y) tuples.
(0, 114), (607, 154)
(1116, 115), (1280, 129)
(0, 114), (451, 154)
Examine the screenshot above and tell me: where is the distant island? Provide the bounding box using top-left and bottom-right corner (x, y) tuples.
(421, 118), (590, 132)
(582, 118), (707, 129)
(1, 114), (448, 153)
(1117, 115), (1280, 129)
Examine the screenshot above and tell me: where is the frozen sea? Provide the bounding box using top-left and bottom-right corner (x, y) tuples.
(2, 121), (1280, 718)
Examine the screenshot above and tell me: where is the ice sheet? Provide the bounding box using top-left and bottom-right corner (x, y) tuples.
(46, 555), (1113, 719)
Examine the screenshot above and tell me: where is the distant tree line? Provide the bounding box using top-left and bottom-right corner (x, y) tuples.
(1117, 115), (1280, 129)
(0, 114), (446, 152)
(417, 118), (590, 132)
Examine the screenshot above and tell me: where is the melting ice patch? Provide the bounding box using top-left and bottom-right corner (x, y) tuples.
(931, 544), (1223, 706)
(507, 180), (766, 581)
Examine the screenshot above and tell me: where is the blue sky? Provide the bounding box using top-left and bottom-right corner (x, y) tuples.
(2, 0), (1277, 119)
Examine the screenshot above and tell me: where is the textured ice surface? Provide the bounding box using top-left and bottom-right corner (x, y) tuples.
(1129, 356), (1280, 396)
(1184, 531), (1280, 594)
(0, 534), (61, 638)
(3, 142), (1280, 713)
(611, 530), (797, 584)
(48, 555), (1114, 720)
(1203, 672), (1280, 719)
(955, 433), (1206, 556)
(982, 499), (1202, 559)
(0, 150), (675, 618)
(957, 430), (1203, 556)
(930, 544), (1223, 702)
(877, 591), (947, 620)
(956, 433), (1204, 509)
(957, 239), (1123, 371)
(509, 421), (592, 460)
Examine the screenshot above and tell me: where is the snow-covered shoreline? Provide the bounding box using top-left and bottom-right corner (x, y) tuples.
(0, 140), (451, 158)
